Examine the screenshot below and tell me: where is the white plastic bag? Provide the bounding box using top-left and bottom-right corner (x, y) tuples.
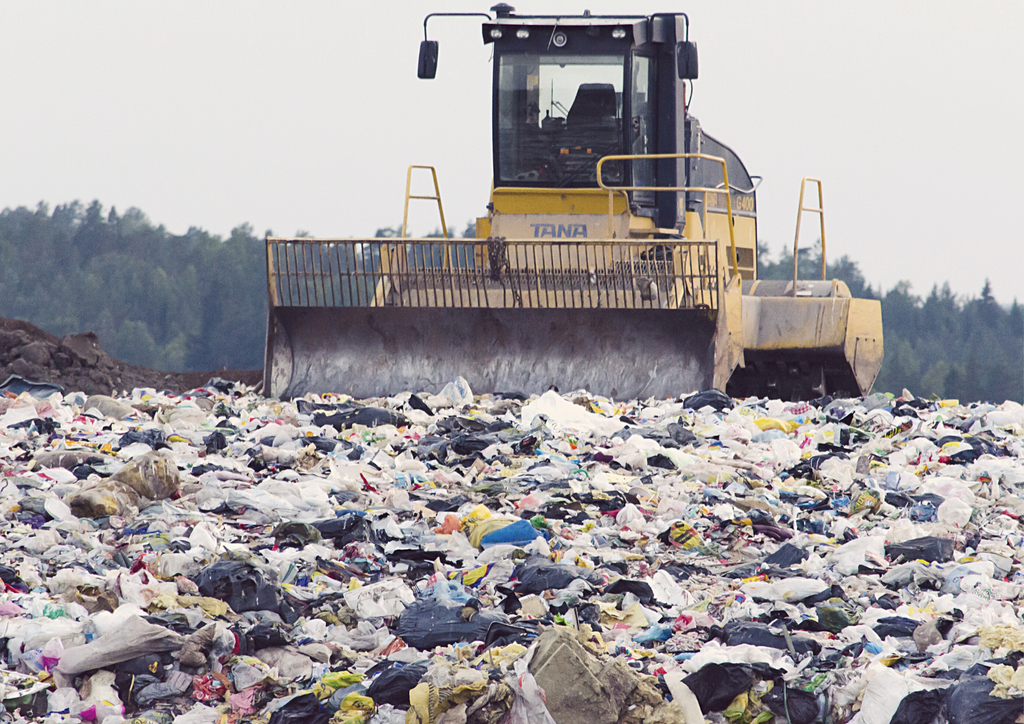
(505, 657), (556, 724)
(47, 687), (81, 713)
(343, 578), (415, 618)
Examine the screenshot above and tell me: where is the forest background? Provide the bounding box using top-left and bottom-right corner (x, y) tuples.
(0, 200), (1020, 402)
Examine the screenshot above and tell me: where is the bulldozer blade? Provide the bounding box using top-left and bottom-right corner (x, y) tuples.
(265, 306), (718, 401)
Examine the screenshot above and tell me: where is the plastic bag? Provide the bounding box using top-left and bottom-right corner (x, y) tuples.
(763, 543), (810, 568)
(439, 376), (474, 408)
(520, 391), (625, 436)
(343, 578), (416, 618)
(872, 617), (922, 639)
(683, 389), (733, 411)
(395, 600), (508, 650)
(110, 449), (180, 500)
(720, 621), (820, 656)
(853, 665), (908, 724)
(827, 535), (887, 575)
(480, 519), (542, 549)
(313, 407), (409, 430)
(506, 657), (557, 724)
(683, 663), (753, 713)
(57, 615), (183, 675)
(314, 513), (378, 546)
(888, 689), (944, 724)
(514, 556), (602, 595)
(885, 536), (955, 563)
(191, 560), (285, 615)
(135, 670), (193, 706)
(66, 478), (140, 517)
(268, 692), (331, 724)
(47, 687), (81, 713)
(937, 498), (973, 527)
(943, 676), (1022, 724)
(365, 662), (427, 708)
(763, 685), (818, 724)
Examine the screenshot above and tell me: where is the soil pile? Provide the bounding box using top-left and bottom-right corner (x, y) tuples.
(0, 318), (261, 395)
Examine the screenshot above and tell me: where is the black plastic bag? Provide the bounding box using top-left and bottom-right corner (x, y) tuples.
(682, 663), (753, 713)
(192, 561), (282, 614)
(885, 537), (955, 563)
(203, 430), (227, 453)
(948, 437), (1000, 465)
(889, 689), (944, 724)
(763, 543), (810, 568)
(394, 600), (508, 649)
(424, 495), (471, 513)
(667, 422), (698, 446)
(268, 692), (330, 724)
(273, 522), (323, 548)
(247, 622), (291, 650)
(118, 429), (168, 450)
(313, 514), (380, 546)
(114, 653), (171, 702)
(764, 685), (819, 724)
(799, 584), (848, 606)
(313, 407), (409, 430)
(872, 616), (921, 639)
(605, 579), (655, 604)
(721, 621), (820, 655)
(514, 556), (602, 594)
(683, 389), (733, 411)
(407, 394), (433, 415)
(449, 434), (493, 455)
(365, 662), (428, 708)
(648, 453), (677, 470)
(944, 676), (1022, 724)
(204, 377), (235, 393)
(483, 621), (538, 649)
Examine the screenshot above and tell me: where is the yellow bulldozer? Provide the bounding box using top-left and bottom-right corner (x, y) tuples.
(263, 6), (882, 401)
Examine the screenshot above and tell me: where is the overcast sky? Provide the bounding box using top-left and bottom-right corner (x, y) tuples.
(1, 1), (1021, 302)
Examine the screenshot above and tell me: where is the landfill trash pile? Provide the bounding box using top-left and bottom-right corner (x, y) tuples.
(0, 318), (260, 397)
(0, 376), (1022, 724)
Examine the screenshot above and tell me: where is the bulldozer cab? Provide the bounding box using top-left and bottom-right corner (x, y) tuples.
(263, 6), (882, 402)
(475, 10), (758, 258)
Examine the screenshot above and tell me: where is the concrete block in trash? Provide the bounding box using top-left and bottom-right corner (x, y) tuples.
(528, 626), (641, 724)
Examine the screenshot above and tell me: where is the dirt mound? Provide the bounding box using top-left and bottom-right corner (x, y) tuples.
(0, 318), (261, 395)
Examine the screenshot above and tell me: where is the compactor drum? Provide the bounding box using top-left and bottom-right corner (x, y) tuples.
(264, 6), (883, 401)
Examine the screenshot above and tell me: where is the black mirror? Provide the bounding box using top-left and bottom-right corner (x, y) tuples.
(418, 40), (439, 79)
(676, 41), (698, 79)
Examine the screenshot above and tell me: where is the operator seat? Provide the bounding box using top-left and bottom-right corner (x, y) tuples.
(567, 83), (617, 127)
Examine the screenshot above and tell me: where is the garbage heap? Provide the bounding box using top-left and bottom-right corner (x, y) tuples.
(0, 378), (1022, 724)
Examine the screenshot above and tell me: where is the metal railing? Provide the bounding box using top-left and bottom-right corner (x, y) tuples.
(266, 237), (719, 311)
(595, 152), (740, 278)
(791, 177), (827, 295)
(401, 165), (448, 240)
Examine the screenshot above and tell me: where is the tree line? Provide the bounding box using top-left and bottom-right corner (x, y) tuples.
(0, 200), (1020, 402)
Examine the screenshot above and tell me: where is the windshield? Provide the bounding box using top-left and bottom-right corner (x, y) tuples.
(497, 52), (625, 186)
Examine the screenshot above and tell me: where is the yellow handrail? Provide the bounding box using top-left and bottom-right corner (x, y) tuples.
(595, 153), (739, 279)
(791, 177), (826, 296)
(401, 165), (448, 240)
(393, 165), (451, 304)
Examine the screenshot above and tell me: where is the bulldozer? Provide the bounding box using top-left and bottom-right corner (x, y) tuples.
(263, 5), (883, 401)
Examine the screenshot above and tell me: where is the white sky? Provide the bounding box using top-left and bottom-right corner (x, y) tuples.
(1, 1), (1021, 302)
